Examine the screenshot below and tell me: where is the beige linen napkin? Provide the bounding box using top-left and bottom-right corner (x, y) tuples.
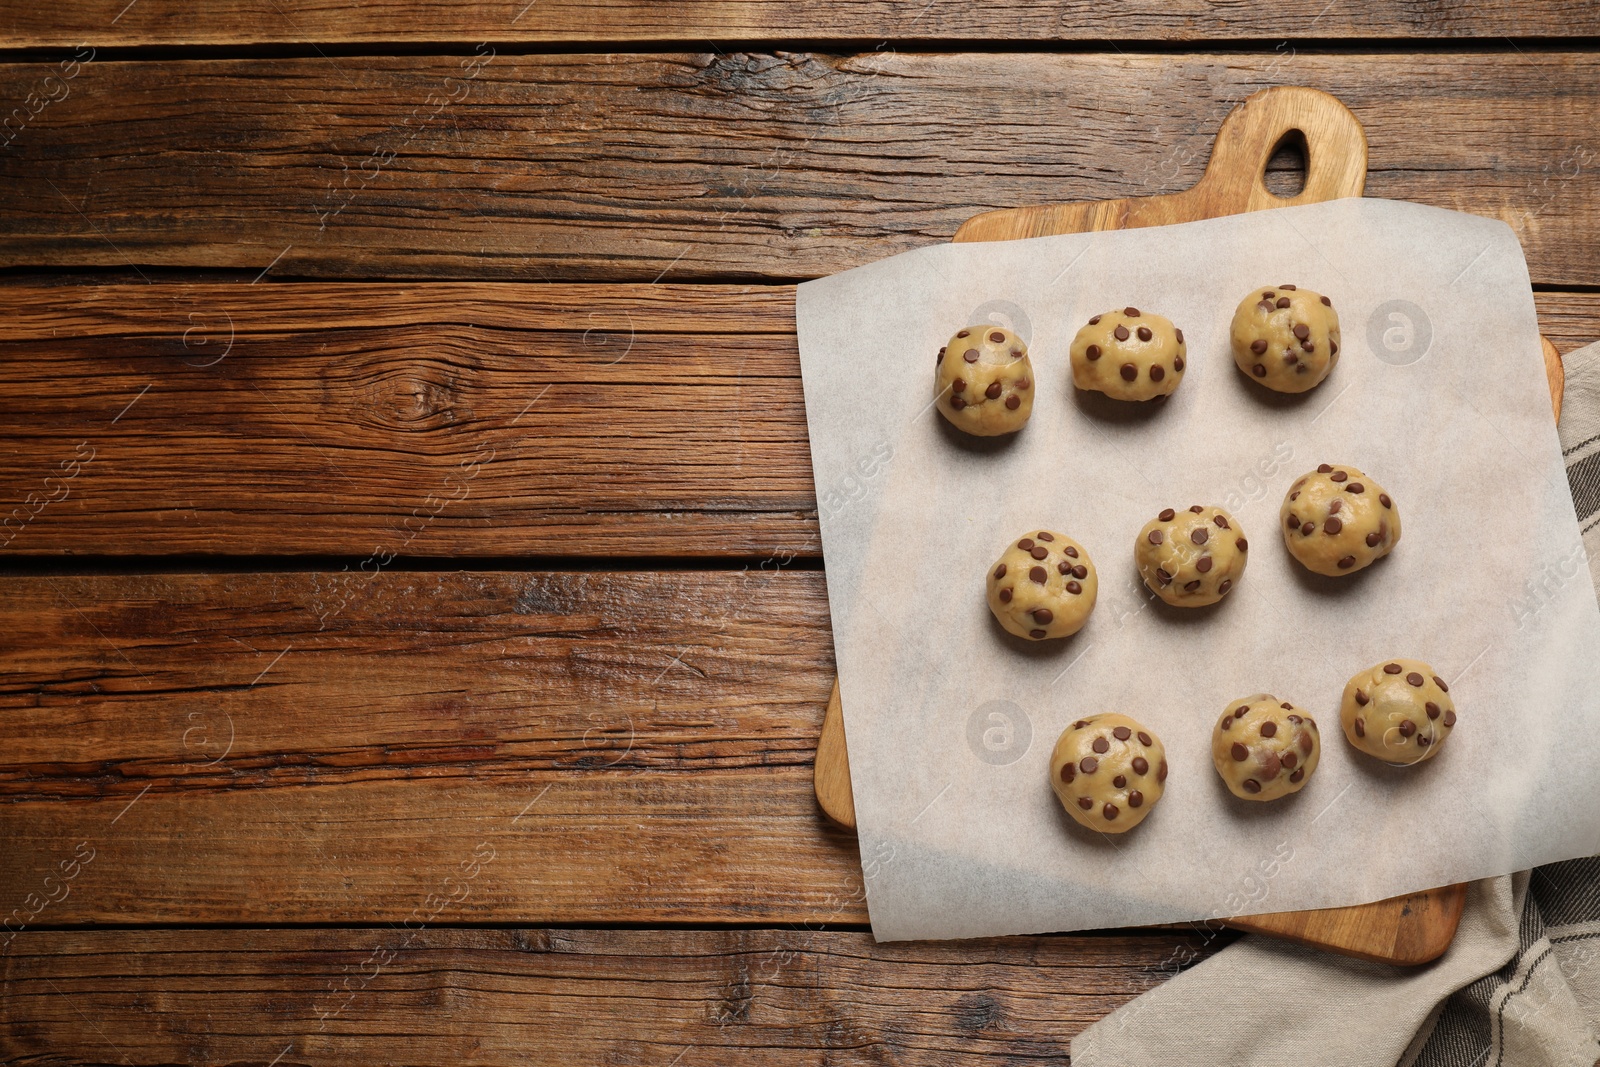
(1073, 340), (1600, 1067)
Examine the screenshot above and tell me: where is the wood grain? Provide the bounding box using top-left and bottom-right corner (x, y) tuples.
(1, 54), (1598, 284)
(0, 569), (861, 924)
(6, 0), (1600, 46)
(3, 284), (1595, 560)
(0, 927), (1231, 1064)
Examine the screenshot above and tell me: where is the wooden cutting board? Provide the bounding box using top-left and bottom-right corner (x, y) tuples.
(813, 86), (1566, 966)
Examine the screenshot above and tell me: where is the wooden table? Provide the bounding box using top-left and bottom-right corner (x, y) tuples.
(2, 6), (1598, 1062)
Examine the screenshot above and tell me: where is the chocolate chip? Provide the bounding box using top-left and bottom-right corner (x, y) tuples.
(1236, 706), (1249, 717)
(1251, 339), (1268, 355)
(1158, 508), (1175, 521)
(1087, 344), (1102, 361)
(1120, 363), (1137, 381)
(1285, 353), (1299, 365)
(1347, 482), (1364, 493)
(1276, 297), (1291, 309)
(1029, 629), (1046, 639)
(1336, 555), (1356, 569)
(1175, 329), (1185, 344)
(1093, 734), (1110, 754)
(1061, 763), (1075, 783)
(1243, 778), (1262, 794)
(1263, 721), (1281, 740)
(1380, 493), (1393, 509)
(1114, 325), (1130, 342)
(1260, 754), (1282, 781)
(1078, 796), (1093, 810)
(1037, 532), (1054, 542)
(1221, 716), (1232, 730)
(1282, 751), (1297, 769)
(1399, 719), (1416, 737)
(1214, 515), (1230, 529)
(1384, 663), (1402, 674)
(1033, 608), (1054, 624)
(1290, 768), (1304, 782)
(950, 396), (966, 410)
(989, 330), (1006, 343)
(1089, 315), (1101, 325)
(938, 347), (946, 361)
(1029, 566), (1047, 583)
(1080, 757), (1097, 774)
(1253, 364), (1267, 377)
(1426, 702), (1440, 719)
(1005, 395), (1020, 409)
(1132, 756), (1149, 775)
(1155, 568), (1172, 584)
(952, 378), (966, 393)
(1292, 323), (1310, 340)
(1011, 351), (1023, 360)
(1066, 580), (1082, 594)
(1150, 365), (1165, 381)
(1405, 672), (1425, 689)
(994, 564), (1006, 579)
(1157, 759), (1168, 782)
(1232, 742), (1249, 761)
(1174, 355), (1186, 371)
(1354, 717), (1365, 737)
(1065, 546), (1079, 558)
(1444, 710), (1456, 727)
(1137, 326), (1153, 342)
(1355, 689), (1368, 706)
(1417, 735), (1430, 747)
(1125, 307), (1140, 317)
(1318, 464), (1333, 473)
(999, 588), (1012, 603)
(1191, 527), (1209, 545)
(1330, 471), (1347, 483)
(1074, 720), (1089, 729)
(1366, 531), (1382, 547)
(1139, 732), (1152, 746)
(1031, 546), (1048, 560)
(1113, 774), (1127, 788)
(1298, 731), (1314, 754)
(1288, 513), (1299, 529)
(957, 330), (970, 338)
(1019, 538), (1034, 550)
(1219, 579), (1232, 594)
(1434, 677), (1448, 692)
(986, 381), (1002, 399)
(1263, 292), (1275, 300)
(1103, 803), (1119, 821)
(1072, 565), (1087, 579)
(1017, 378), (1031, 389)
(1236, 539), (1248, 552)
(1057, 561), (1071, 576)
(1328, 499), (1342, 514)
(1258, 300), (1275, 313)
(1320, 295), (1331, 306)
(1284, 705), (1295, 713)
(963, 349), (979, 363)
(1331, 340), (1340, 357)
(1184, 580), (1201, 592)
(1324, 517), (1342, 535)
(1128, 790), (1144, 807)
(1196, 557), (1213, 573)
(1148, 529), (1164, 545)
(1300, 522), (1314, 535)
(1290, 491), (1300, 501)
(1280, 284), (1297, 291)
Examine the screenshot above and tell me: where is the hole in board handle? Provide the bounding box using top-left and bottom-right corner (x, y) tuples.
(1262, 128), (1309, 200)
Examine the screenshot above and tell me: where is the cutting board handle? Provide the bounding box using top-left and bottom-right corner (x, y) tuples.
(1199, 85), (1369, 209)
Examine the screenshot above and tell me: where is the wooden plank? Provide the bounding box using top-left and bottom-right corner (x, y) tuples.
(0, 283), (810, 558)
(0, 570), (859, 924)
(1, 54), (1598, 285)
(3, 284), (1596, 560)
(3, 1), (1597, 46)
(0, 928), (1231, 1064)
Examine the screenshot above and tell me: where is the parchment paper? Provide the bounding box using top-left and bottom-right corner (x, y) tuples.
(795, 198), (1600, 942)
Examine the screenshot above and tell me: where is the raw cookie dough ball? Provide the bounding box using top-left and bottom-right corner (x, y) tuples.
(1135, 504), (1249, 607)
(1230, 284), (1341, 393)
(1341, 659), (1457, 765)
(1070, 307), (1187, 402)
(987, 530), (1098, 640)
(935, 326), (1035, 435)
(1050, 714), (1168, 833)
(1211, 695), (1321, 801)
(1281, 463), (1401, 576)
